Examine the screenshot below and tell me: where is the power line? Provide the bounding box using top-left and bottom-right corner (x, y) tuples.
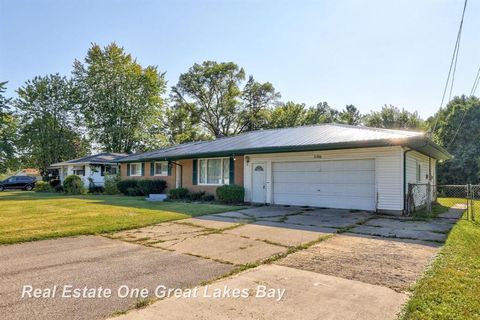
(431, 0), (468, 134)
(446, 66), (480, 148)
(471, 66), (480, 96)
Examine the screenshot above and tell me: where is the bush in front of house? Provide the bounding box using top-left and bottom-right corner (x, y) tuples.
(49, 179), (61, 187)
(117, 179), (138, 195)
(63, 174), (86, 195)
(168, 187), (189, 200)
(216, 184), (245, 203)
(104, 174), (121, 195)
(54, 185), (64, 193)
(138, 180), (167, 195)
(187, 191), (205, 201)
(202, 193), (215, 202)
(34, 181), (52, 192)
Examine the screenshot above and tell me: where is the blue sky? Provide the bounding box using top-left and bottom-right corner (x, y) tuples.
(1, 0), (479, 118)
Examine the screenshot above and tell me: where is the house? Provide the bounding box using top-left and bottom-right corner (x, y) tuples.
(50, 153), (128, 187)
(117, 124), (452, 214)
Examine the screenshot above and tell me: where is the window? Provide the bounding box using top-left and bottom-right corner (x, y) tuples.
(102, 165), (118, 176)
(130, 163), (141, 176)
(73, 166), (85, 176)
(154, 161), (168, 176)
(198, 158), (230, 185)
(416, 163), (421, 182)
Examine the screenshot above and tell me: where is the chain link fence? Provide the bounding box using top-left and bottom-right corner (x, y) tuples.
(406, 184), (476, 220)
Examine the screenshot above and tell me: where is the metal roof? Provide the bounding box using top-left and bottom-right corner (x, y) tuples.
(50, 152), (129, 167)
(119, 124), (452, 162)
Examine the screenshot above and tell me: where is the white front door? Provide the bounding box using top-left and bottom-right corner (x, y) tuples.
(252, 162), (266, 203)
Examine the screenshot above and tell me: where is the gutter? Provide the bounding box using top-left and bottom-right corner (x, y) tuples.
(403, 148), (415, 213)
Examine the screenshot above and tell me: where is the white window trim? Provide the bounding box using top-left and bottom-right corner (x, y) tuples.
(130, 162), (142, 177)
(154, 161), (169, 176)
(197, 157), (230, 186)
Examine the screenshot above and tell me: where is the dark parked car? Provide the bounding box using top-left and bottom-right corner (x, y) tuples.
(0, 176), (37, 191)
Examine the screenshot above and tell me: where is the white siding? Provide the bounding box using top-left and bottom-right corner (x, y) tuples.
(405, 151), (436, 206)
(244, 146), (404, 212)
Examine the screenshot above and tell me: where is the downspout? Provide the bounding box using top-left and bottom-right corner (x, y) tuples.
(403, 148), (415, 213)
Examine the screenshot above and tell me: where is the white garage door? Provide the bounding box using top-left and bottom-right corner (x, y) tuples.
(272, 159), (376, 211)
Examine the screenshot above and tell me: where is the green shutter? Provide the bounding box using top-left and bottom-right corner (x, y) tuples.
(167, 161), (172, 176)
(192, 159), (198, 185)
(127, 164), (130, 176)
(150, 161), (154, 176)
(229, 157), (235, 185)
(141, 163), (145, 176)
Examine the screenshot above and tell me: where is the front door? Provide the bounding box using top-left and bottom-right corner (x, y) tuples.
(252, 162), (266, 203)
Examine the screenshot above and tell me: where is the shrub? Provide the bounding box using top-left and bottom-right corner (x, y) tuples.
(126, 187), (142, 196)
(117, 180), (138, 195)
(104, 174), (120, 195)
(49, 179), (61, 187)
(138, 180), (167, 195)
(188, 191), (205, 201)
(202, 193), (215, 202)
(169, 188), (189, 200)
(216, 184), (245, 203)
(63, 175), (85, 195)
(89, 186), (105, 194)
(34, 181), (52, 192)
(54, 185), (64, 193)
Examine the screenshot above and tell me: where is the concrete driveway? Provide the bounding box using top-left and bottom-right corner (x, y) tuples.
(0, 236), (232, 320)
(1, 205), (459, 320)
(111, 205), (459, 320)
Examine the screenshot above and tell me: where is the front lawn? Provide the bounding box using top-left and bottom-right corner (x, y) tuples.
(402, 211), (480, 319)
(0, 191), (242, 245)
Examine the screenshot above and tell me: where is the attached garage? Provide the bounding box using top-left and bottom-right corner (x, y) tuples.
(271, 159), (376, 211)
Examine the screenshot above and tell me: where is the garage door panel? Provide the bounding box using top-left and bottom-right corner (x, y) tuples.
(273, 171), (375, 184)
(272, 159), (376, 211)
(273, 159), (375, 172)
(273, 183), (375, 197)
(273, 194), (375, 210)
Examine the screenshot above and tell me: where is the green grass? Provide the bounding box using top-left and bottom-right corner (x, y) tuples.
(0, 191), (242, 245)
(413, 197), (468, 219)
(402, 212), (480, 319)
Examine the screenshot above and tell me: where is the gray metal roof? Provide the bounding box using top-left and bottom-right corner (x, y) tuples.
(119, 124), (452, 162)
(50, 152), (129, 166)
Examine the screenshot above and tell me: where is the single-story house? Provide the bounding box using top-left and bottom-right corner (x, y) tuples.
(118, 124), (452, 214)
(50, 153), (128, 187)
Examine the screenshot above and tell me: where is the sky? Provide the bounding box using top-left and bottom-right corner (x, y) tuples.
(0, 0), (479, 119)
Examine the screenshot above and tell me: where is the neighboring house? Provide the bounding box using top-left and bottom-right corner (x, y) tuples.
(14, 168), (42, 180)
(50, 153), (128, 187)
(118, 124), (451, 214)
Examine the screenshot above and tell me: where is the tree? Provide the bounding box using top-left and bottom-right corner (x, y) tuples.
(339, 104), (362, 125)
(15, 74), (89, 174)
(172, 61), (245, 138)
(0, 81), (19, 173)
(304, 102), (339, 125)
(269, 102), (307, 128)
(429, 95), (480, 184)
(73, 43), (167, 153)
(364, 105), (424, 130)
(238, 76), (280, 132)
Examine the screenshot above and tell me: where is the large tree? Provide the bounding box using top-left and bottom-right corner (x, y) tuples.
(0, 81), (19, 173)
(73, 43), (167, 153)
(339, 104), (362, 125)
(269, 102), (307, 128)
(15, 74), (89, 174)
(238, 76), (280, 132)
(304, 102), (339, 125)
(364, 105), (424, 130)
(171, 61), (280, 138)
(429, 95), (480, 184)
(172, 61), (245, 138)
